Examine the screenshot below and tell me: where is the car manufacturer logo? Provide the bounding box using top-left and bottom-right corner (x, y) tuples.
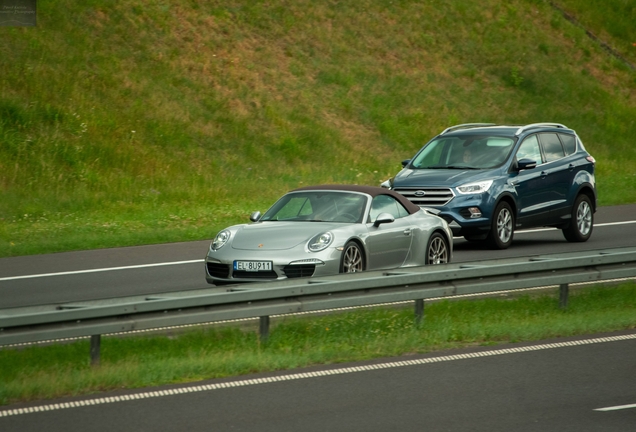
(414, 190), (426, 197)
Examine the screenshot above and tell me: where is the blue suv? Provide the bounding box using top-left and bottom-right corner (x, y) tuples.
(381, 123), (597, 249)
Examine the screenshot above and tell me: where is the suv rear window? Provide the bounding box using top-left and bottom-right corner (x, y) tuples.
(540, 133), (565, 162)
(559, 133), (577, 155)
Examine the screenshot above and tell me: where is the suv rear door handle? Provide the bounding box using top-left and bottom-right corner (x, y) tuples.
(403, 229), (412, 236)
(541, 170), (548, 178)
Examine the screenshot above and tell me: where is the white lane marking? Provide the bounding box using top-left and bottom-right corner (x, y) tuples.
(3, 220), (636, 282)
(513, 220), (636, 234)
(449, 220), (636, 237)
(1, 332), (635, 417)
(0, 260), (204, 281)
(594, 403), (636, 412)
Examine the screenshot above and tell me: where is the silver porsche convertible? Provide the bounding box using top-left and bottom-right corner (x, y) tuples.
(205, 184), (452, 284)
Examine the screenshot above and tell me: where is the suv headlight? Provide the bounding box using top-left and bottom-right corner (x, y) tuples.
(456, 180), (493, 195)
(211, 229), (231, 250)
(308, 232), (333, 252)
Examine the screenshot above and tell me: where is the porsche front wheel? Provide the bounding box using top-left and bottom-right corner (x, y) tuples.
(340, 241), (364, 273)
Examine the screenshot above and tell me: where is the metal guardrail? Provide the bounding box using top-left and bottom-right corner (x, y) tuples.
(1, 246), (636, 364)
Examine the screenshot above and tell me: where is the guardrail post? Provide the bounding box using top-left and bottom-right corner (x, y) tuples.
(90, 334), (101, 366)
(259, 316), (270, 343)
(414, 299), (424, 326)
(559, 283), (569, 309)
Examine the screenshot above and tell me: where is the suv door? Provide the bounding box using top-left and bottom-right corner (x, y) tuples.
(509, 134), (552, 227)
(537, 133), (572, 222)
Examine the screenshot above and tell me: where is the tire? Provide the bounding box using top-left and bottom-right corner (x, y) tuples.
(426, 232), (450, 265)
(340, 241), (364, 273)
(487, 201), (514, 249)
(562, 194), (593, 242)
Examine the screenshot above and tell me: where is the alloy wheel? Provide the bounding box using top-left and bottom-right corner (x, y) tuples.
(427, 235), (449, 264)
(342, 243), (363, 273)
(577, 200), (592, 236)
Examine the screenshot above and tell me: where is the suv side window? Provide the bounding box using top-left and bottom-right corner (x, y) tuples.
(370, 195), (409, 221)
(558, 133), (577, 155)
(540, 133), (565, 162)
(516, 135), (542, 164)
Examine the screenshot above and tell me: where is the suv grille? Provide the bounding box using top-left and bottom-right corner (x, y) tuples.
(393, 187), (454, 206)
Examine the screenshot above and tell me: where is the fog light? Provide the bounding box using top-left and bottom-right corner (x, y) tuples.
(468, 207), (482, 218)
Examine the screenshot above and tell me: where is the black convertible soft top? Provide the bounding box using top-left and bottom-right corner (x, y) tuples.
(291, 184), (421, 215)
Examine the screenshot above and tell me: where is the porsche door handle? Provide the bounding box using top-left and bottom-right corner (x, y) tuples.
(403, 229), (412, 236)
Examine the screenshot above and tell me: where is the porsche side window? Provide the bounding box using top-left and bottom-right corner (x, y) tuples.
(370, 195), (409, 221)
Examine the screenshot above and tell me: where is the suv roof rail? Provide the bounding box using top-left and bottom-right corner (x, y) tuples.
(440, 123), (497, 135)
(515, 123), (567, 136)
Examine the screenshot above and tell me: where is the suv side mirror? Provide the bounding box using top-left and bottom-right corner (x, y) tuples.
(517, 158), (537, 171)
(401, 159), (411, 168)
(373, 212), (395, 227)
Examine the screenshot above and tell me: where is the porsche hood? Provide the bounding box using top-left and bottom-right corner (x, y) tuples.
(230, 222), (336, 251)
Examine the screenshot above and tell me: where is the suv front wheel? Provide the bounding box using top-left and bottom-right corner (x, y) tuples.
(487, 201), (514, 249)
(562, 194), (593, 242)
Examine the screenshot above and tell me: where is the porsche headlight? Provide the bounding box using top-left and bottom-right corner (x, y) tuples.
(211, 230), (231, 251)
(308, 232), (333, 252)
(456, 180), (493, 195)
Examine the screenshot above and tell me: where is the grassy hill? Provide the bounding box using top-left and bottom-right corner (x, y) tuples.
(1, 0), (635, 257)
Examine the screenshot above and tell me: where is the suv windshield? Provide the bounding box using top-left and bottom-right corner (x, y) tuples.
(410, 135), (515, 169)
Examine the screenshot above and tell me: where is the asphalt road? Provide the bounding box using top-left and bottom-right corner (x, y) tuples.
(1, 205), (636, 430)
(2, 331), (635, 431)
(1, 204), (635, 309)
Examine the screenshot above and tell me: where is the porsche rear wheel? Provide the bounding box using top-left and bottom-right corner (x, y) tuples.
(340, 241), (364, 273)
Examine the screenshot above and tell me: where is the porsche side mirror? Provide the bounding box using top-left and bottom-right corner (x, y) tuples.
(373, 212), (395, 227)
(250, 211), (261, 222)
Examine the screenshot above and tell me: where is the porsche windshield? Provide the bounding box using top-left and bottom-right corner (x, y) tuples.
(410, 135), (515, 169)
(261, 191), (368, 223)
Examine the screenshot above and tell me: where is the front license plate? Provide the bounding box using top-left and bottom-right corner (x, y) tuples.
(233, 260), (273, 272)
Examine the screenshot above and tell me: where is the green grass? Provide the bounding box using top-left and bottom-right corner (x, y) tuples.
(1, 0), (635, 257)
(1, 1), (634, 407)
(1, 282), (635, 405)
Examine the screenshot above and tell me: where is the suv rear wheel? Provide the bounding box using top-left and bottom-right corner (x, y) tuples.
(562, 194), (593, 242)
(487, 202), (514, 249)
